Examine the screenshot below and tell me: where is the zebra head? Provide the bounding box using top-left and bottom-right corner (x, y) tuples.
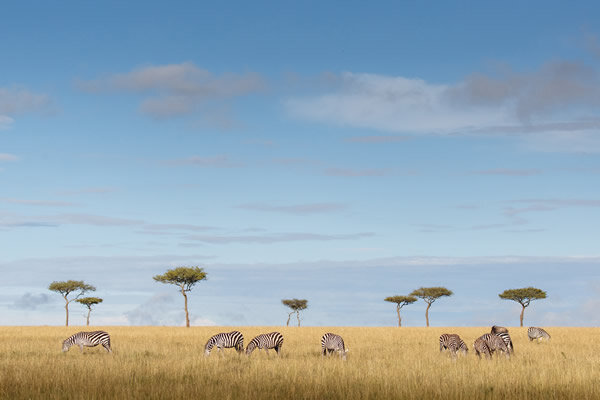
(204, 341), (213, 356)
(342, 348), (349, 360)
(245, 342), (257, 355)
(62, 340), (70, 353)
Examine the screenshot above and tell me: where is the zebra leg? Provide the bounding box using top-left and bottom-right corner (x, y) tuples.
(102, 343), (112, 353)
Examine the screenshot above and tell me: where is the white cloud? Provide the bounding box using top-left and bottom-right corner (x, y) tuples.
(0, 87), (52, 129)
(0, 116), (14, 130)
(77, 62), (264, 120)
(286, 72), (509, 134)
(0, 153), (18, 162)
(286, 61), (600, 152)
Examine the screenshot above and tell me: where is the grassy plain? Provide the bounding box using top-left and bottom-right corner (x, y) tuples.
(0, 326), (598, 399)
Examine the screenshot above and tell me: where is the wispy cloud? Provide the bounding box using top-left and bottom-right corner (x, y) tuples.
(0, 212), (144, 229)
(472, 168), (542, 176)
(77, 62), (264, 121)
(0, 87), (52, 129)
(324, 167), (393, 177)
(0, 153), (19, 162)
(345, 135), (411, 143)
(0, 198), (77, 207)
(162, 155), (242, 168)
(57, 187), (118, 196)
(237, 202), (347, 215)
(183, 231), (375, 244)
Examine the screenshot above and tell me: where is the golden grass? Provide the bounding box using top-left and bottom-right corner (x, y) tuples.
(0, 326), (598, 399)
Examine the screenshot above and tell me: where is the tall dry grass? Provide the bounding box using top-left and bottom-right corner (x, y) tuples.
(0, 326), (598, 399)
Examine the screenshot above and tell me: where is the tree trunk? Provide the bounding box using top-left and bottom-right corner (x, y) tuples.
(425, 302), (431, 327)
(397, 304), (402, 327)
(181, 287), (190, 328)
(64, 296), (69, 327)
(86, 308), (91, 326)
(520, 304), (525, 327)
(297, 311), (301, 327)
(286, 312), (293, 326)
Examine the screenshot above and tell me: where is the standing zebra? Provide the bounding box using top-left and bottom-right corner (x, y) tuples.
(491, 326), (514, 354)
(62, 331), (112, 353)
(439, 333), (468, 356)
(528, 327), (551, 342)
(204, 331), (244, 356)
(474, 336), (492, 359)
(480, 333), (510, 359)
(246, 332), (284, 356)
(321, 333), (349, 360)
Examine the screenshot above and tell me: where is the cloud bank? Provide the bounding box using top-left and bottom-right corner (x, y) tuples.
(286, 61), (600, 152)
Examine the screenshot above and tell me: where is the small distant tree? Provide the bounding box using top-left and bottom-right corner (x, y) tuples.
(499, 287), (547, 327)
(384, 295), (417, 327)
(282, 299), (308, 327)
(153, 266), (207, 328)
(48, 280), (96, 326)
(410, 287), (453, 327)
(77, 297), (103, 326)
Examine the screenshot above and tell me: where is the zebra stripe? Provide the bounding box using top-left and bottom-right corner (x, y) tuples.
(204, 331), (244, 356)
(490, 326), (514, 354)
(439, 333), (468, 356)
(62, 331), (111, 353)
(474, 336), (491, 359)
(246, 332), (284, 356)
(494, 332), (514, 354)
(321, 333), (348, 360)
(528, 327), (551, 342)
(481, 333), (510, 358)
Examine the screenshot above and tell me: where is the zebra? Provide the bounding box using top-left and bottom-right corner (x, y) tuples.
(491, 325), (509, 334)
(480, 333), (510, 359)
(439, 334), (468, 356)
(62, 331), (112, 353)
(204, 331), (244, 356)
(474, 336), (492, 359)
(528, 327), (551, 342)
(321, 333), (349, 360)
(246, 332), (284, 356)
(491, 326), (514, 354)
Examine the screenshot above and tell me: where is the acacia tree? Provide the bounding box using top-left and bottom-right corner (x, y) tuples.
(48, 280), (96, 326)
(384, 295), (417, 327)
(153, 266), (207, 328)
(77, 297), (103, 326)
(282, 299), (308, 327)
(410, 287), (453, 327)
(499, 287), (547, 327)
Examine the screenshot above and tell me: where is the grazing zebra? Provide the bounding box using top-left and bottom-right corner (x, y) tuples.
(481, 333), (510, 359)
(62, 331), (112, 353)
(491, 325), (509, 334)
(490, 326), (514, 354)
(474, 336), (492, 359)
(321, 333), (349, 360)
(439, 334), (468, 356)
(246, 332), (284, 356)
(204, 331), (244, 356)
(528, 327), (551, 342)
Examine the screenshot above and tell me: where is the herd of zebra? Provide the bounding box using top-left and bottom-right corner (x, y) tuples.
(61, 330), (349, 359)
(61, 327), (549, 360)
(439, 326), (551, 359)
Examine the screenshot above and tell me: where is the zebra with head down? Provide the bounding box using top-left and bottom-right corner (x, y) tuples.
(528, 327), (551, 342)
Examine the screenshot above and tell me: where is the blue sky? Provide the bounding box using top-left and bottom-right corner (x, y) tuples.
(1, 1), (600, 327)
